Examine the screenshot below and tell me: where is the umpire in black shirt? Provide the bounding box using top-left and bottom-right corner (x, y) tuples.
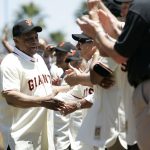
(77, 0), (150, 149)
(114, 0), (150, 149)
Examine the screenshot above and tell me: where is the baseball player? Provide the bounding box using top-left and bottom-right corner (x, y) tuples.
(83, 1), (139, 149)
(64, 33), (138, 150)
(0, 19), (65, 150)
(54, 84), (93, 150)
(67, 56), (127, 150)
(50, 41), (94, 150)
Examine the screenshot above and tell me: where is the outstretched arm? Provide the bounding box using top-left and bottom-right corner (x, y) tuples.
(76, 16), (127, 64)
(2, 89), (65, 111)
(65, 63), (93, 87)
(2, 28), (14, 53)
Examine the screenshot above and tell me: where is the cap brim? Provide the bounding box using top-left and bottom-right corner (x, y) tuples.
(65, 57), (81, 63)
(82, 10), (89, 15)
(33, 26), (42, 32)
(22, 26), (42, 34)
(70, 57), (81, 61)
(72, 34), (93, 43)
(113, 0), (133, 4)
(54, 47), (69, 53)
(72, 34), (82, 42)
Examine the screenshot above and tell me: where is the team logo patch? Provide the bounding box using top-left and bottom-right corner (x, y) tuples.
(70, 49), (76, 56)
(25, 19), (32, 26)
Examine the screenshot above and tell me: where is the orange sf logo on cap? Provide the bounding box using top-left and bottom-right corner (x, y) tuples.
(70, 50), (76, 56)
(25, 19), (32, 26)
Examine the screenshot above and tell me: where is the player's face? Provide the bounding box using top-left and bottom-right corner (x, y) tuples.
(120, 2), (130, 17)
(14, 30), (39, 57)
(70, 60), (82, 69)
(77, 42), (94, 59)
(55, 51), (68, 69)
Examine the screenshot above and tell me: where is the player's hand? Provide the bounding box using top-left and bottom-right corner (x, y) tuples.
(97, 9), (121, 38)
(65, 63), (82, 86)
(76, 17), (96, 39)
(52, 76), (62, 85)
(59, 102), (77, 116)
(87, 0), (100, 11)
(76, 15), (105, 40)
(42, 98), (66, 111)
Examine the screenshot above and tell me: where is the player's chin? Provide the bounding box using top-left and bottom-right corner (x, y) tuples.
(30, 46), (38, 54)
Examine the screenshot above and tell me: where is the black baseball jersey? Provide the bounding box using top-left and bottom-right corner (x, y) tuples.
(114, 0), (150, 87)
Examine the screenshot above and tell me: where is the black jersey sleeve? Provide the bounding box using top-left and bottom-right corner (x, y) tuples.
(114, 11), (148, 58)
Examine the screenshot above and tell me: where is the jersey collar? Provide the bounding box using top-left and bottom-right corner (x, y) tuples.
(13, 47), (38, 62)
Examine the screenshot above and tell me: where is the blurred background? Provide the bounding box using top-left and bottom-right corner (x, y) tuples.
(0, 0), (87, 44)
(0, 0), (118, 51)
(0, 0), (90, 61)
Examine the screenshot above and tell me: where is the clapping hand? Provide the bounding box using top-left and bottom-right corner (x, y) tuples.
(59, 102), (77, 116)
(65, 63), (82, 86)
(77, 12), (105, 39)
(87, 0), (100, 11)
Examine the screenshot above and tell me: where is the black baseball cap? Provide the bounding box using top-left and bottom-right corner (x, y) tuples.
(65, 50), (81, 63)
(104, 1), (121, 17)
(12, 19), (42, 37)
(54, 42), (77, 53)
(113, 0), (133, 4)
(82, 10), (89, 16)
(72, 33), (93, 43)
